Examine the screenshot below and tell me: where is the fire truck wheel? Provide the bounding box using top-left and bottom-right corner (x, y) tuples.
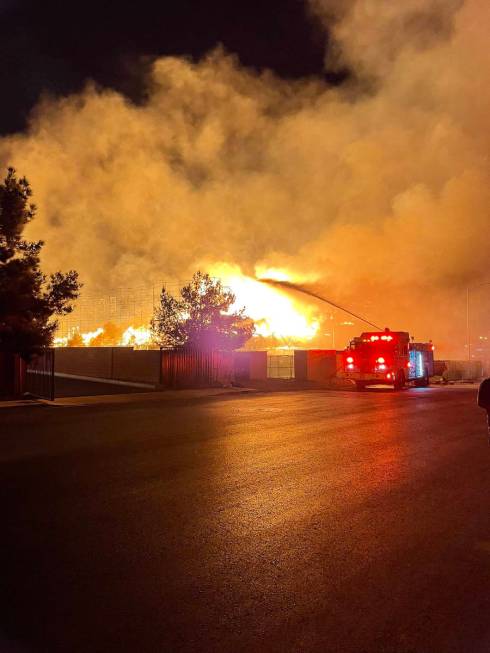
(355, 382), (366, 391)
(393, 370), (405, 391)
(415, 368), (430, 387)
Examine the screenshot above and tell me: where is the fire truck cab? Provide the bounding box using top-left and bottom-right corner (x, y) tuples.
(341, 329), (434, 391)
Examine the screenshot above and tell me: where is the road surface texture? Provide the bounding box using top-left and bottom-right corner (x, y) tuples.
(1, 386), (489, 653)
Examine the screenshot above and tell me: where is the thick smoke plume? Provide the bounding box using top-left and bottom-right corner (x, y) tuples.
(0, 0), (488, 354)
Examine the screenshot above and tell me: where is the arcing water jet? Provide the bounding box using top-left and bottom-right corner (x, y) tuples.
(259, 279), (382, 331)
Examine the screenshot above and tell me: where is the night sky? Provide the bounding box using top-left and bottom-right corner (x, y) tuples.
(0, 0), (343, 135)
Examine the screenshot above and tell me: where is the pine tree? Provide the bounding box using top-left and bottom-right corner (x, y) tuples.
(152, 272), (254, 350)
(0, 167), (80, 359)
(151, 289), (186, 349)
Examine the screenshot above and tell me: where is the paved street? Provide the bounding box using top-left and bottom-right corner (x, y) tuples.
(1, 386), (490, 653)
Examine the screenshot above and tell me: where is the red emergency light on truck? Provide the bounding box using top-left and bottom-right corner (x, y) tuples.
(340, 329), (434, 391)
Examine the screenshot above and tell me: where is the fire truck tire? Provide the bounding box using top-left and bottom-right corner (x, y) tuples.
(415, 368), (430, 387)
(393, 370), (405, 391)
(355, 382), (366, 391)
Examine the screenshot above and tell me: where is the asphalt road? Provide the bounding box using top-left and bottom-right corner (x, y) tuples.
(1, 386), (489, 653)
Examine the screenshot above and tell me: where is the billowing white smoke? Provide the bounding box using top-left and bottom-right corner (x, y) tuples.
(0, 0), (488, 354)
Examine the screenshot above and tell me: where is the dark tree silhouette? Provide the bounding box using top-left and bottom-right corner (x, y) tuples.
(152, 271), (254, 350)
(0, 167), (80, 359)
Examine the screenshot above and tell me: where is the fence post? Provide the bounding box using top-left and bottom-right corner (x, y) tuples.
(14, 355), (26, 397)
(159, 348), (163, 387)
(110, 347), (115, 381)
(50, 348), (55, 401)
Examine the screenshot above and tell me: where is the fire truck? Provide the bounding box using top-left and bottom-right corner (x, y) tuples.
(340, 329), (434, 391)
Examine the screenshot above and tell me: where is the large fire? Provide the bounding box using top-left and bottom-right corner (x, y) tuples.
(54, 265), (323, 349)
(54, 325), (153, 349)
(210, 263), (321, 342)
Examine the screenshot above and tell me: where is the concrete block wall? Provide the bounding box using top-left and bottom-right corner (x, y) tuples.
(294, 351), (307, 381)
(233, 351), (268, 381)
(112, 349), (161, 384)
(236, 350), (338, 384)
(292, 350), (338, 383)
(55, 347), (161, 384)
(306, 350), (338, 382)
(250, 352), (267, 380)
(55, 347), (115, 379)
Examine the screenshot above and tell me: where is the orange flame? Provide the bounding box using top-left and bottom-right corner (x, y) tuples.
(209, 263), (321, 341)
(54, 265), (323, 348)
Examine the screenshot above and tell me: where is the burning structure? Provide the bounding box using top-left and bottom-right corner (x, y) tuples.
(54, 283), (176, 348)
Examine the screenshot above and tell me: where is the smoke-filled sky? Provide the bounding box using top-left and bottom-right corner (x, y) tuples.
(1, 0), (489, 354)
(0, 0), (338, 134)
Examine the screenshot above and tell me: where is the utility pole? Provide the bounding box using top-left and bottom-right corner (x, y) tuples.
(467, 282), (490, 362)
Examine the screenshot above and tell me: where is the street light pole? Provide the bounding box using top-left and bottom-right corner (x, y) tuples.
(466, 282), (490, 362)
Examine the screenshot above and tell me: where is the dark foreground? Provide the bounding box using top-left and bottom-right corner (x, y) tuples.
(1, 386), (489, 653)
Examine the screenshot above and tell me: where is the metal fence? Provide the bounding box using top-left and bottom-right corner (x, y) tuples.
(437, 359), (483, 381)
(267, 354), (295, 379)
(56, 281), (186, 339)
(161, 349), (234, 388)
(26, 349), (55, 400)
(0, 352), (25, 397)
